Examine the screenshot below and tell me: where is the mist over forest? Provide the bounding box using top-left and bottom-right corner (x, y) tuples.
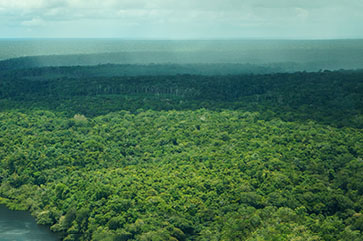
(1, 40), (363, 73)
(0, 0), (363, 240)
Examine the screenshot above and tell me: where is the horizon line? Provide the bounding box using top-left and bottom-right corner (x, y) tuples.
(1, 37), (363, 41)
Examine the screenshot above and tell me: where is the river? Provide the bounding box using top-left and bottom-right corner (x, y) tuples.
(0, 205), (60, 241)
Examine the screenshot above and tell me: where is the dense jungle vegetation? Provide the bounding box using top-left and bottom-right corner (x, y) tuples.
(0, 64), (362, 240)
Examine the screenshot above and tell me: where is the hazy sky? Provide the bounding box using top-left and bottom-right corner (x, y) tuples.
(1, 0), (362, 39)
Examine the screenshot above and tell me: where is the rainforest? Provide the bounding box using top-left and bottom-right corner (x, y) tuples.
(0, 49), (362, 241)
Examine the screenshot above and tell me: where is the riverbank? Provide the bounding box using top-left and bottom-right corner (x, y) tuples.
(0, 204), (60, 240)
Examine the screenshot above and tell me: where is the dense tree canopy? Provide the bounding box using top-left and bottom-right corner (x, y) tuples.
(0, 65), (362, 240)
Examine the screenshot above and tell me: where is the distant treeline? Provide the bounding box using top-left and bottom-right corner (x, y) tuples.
(0, 63), (283, 78)
(1, 50), (363, 72)
(0, 68), (362, 128)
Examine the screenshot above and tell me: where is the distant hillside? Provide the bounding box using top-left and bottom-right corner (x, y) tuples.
(1, 50), (363, 72)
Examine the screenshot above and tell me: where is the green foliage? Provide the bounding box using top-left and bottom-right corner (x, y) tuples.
(0, 69), (362, 128)
(0, 68), (362, 240)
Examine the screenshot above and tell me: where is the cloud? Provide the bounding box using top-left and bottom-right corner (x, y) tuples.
(0, 0), (65, 9)
(295, 8), (309, 19)
(21, 17), (45, 26)
(0, 0), (362, 38)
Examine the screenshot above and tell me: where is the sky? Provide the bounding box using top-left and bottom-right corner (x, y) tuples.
(0, 0), (363, 39)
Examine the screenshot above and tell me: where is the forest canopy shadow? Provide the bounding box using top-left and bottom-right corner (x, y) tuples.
(0, 66), (362, 128)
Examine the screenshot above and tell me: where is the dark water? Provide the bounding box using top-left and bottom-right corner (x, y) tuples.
(0, 205), (60, 241)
